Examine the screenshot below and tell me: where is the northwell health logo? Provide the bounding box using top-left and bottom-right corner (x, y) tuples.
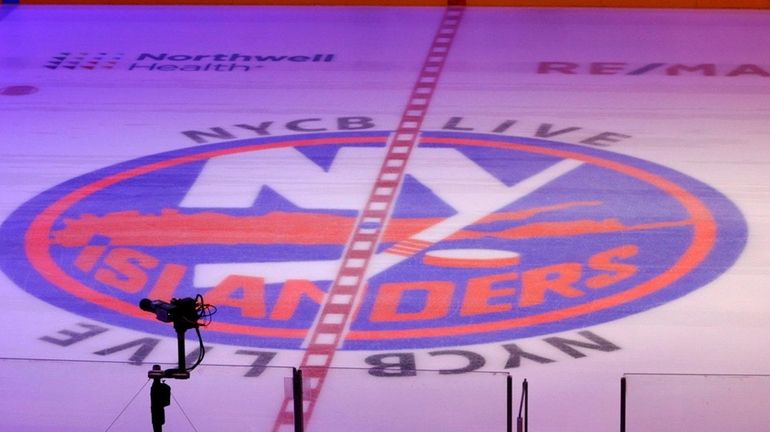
(45, 52), (124, 70)
(45, 52), (336, 72)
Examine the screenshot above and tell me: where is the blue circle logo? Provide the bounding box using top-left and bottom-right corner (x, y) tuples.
(0, 131), (747, 349)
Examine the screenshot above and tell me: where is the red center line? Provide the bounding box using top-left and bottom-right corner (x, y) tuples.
(271, 6), (466, 431)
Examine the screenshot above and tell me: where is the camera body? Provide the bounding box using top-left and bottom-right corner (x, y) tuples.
(139, 297), (201, 330)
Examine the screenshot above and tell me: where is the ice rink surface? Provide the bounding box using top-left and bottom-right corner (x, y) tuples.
(1, 4), (770, 431)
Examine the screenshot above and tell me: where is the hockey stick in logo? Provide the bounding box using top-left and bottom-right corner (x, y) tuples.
(369, 158), (584, 276)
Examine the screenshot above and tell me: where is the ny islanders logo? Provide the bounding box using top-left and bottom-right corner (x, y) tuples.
(0, 131), (746, 350)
